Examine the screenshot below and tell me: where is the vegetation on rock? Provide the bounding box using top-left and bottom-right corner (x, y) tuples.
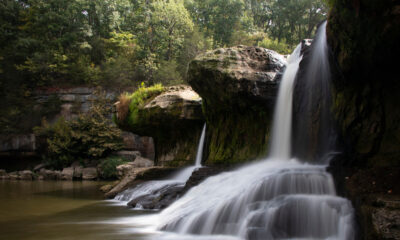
(34, 90), (123, 169)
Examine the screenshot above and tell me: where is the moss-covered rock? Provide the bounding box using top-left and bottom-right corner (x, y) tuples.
(327, 0), (400, 168)
(327, 1), (400, 239)
(188, 46), (286, 165)
(116, 85), (204, 167)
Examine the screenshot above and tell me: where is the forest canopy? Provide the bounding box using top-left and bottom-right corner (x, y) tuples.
(0, 0), (327, 133)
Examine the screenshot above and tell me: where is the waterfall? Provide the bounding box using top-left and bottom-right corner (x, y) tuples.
(293, 21), (337, 163)
(269, 43), (302, 159)
(151, 21), (355, 239)
(114, 124), (206, 205)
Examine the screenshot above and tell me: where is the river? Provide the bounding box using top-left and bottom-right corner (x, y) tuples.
(0, 181), (157, 240)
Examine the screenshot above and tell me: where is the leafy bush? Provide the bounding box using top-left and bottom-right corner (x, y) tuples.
(153, 60), (184, 86)
(258, 37), (292, 55)
(34, 89), (123, 169)
(98, 156), (128, 179)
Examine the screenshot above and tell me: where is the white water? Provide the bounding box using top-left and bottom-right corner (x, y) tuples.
(269, 43), (303, 159)
(114, 22), (355, 240)
(114, 124), (206, 204)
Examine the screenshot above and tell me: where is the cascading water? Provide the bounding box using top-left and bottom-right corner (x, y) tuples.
(149, 21), (355, 239)
(292, 21), (337, 163)
(114, 124), (206, 206)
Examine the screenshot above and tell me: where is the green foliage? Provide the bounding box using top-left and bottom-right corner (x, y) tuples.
(34, 90), (123, 169)
(154, 60), (184, 86)
(0, 0), (328, 134)
(125, 83), (165, 125)
(98, 156), (128, 179)
(259, 37), (292, 55)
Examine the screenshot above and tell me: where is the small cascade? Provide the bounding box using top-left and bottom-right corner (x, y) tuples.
(114, 124), (206, 206)
(152, 21), (355, 239)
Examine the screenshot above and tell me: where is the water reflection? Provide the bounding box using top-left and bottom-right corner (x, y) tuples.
(0, 181), (155, 240)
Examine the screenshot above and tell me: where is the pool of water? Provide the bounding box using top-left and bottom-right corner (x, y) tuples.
(0, 181), (160, 240)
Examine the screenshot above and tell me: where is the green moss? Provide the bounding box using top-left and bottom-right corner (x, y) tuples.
(204, 102), (271, 165)
(126, 83), (165, 126)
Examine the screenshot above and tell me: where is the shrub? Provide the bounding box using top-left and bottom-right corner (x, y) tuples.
(98, 156), (128, 179)
(258, 37), (292, 55)
(34, 89), (123, 169)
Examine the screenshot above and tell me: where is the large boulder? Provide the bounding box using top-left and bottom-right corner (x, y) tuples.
(61, 167), (74, 180)
(188, 46), (286, 164)
(116, 85), (205, 167)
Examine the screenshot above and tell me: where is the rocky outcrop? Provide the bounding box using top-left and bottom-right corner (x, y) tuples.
(19, 170), (33, 180)
(187, 46), (286, 164)
(127, 182), (184, 210)
(0, 134), (36, 152)
(120, 132), (155, 160)
(61, 167), (74, 180)
(117, 85), (204, 167)
(82, 167), (98, 180)
(104, 167), (177, 198)
(326, 1), (400, 239)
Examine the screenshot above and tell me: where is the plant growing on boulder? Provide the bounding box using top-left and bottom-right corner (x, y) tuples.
(115, 83), (165, 126)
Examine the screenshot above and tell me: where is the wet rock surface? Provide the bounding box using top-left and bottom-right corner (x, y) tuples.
(188, 46), (286, 165)
(104, 167), (178, 199)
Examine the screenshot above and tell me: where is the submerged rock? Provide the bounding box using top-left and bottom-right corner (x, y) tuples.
(188, 46), (286, 164)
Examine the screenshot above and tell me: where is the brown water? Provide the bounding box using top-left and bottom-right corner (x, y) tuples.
(0, 181), (157, 240)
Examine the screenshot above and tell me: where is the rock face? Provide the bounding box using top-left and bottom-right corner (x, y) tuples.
(120, 132), (155, 160)
(117, 85), (205, 167)
(188, 46), (286, 164)
(0, 134), (36, 152)
(61, 167), (74, 180)
(326, 1), (400, 239)
(82, 167), (98, 180)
